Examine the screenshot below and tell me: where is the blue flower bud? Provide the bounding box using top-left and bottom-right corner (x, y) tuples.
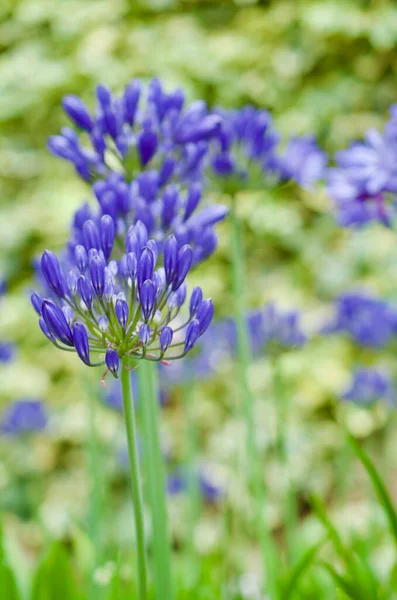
(89, 254), (106, 297)
(77, 277), (94, 309)
(185, 204), (229, 230)
(47, 136), (73, 160)
(67, 270), (79, 295)
(103, 281), (114, 302)
(42, 300), (74, 346)
(139, 324), (151, 346)
(105, 348), (120, 378)
(39, 317), (56, 342)
(138, 248), (155, 289)
(189, 287), (203, 317)
(147, 239), (158, 265)
(83, 220), (101, 251)
(184, 319), (200, 353)
(164, 235), (178, 285)
(41, 250), (67, 298)
(138, 126), (158, 166)
(100, 215), (115, 260)
(123, 80), (141, 125)
(30, 292), (44, 315)
(174, 114), (222, 144)
(196, 299), (214, 335)
(62, 95), (93, 131)
(74, 245), (88, 272)
(72, 322), (91, 365)
(126, 252), (137, 280)
(126, 231), (139, 256)
(159, 157), (176, 187)
(115, 299), (129, 329)
(98, 315), (109, 332)
(172, 245), (193, 291)
(184, 183), (202, 221)
(161, 186), (179, 229)
(134, 221), (149, 250)
(160, 326), (173, 353)
(96, 84), (112, 109)
(139, 279), (155, 321)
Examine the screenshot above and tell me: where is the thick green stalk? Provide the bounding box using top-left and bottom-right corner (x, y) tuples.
(138, 361), (173, 600)
(120, 359), (148, 600)
(272, 359), (298, 564)
(183, 382), (202, 585)
(230, 197), (278, 598)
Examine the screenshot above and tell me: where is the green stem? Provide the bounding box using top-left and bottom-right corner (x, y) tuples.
(230, 197), (279, 598)
(183, 381), (202, 586)
(138, 361), (173, 600)
(272, 358), (297, 564)
(120, 359), (148, 600)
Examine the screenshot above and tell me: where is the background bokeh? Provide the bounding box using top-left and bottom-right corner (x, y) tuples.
(1, 0), (397, 591)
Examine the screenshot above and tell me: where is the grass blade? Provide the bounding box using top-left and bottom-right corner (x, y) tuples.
(281, 538), (325, 599)
(348, 434), (397, 550)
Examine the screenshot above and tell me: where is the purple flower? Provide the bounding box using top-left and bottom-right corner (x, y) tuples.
(1, 400), (48, 435)
(33, 218), (214, 376)
(323, 293), (397, 348)
(327, 106), (397, 227)
(342, 368), (396, 408)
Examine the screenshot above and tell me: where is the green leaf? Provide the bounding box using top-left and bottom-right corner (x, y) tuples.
(0, 562), (20, 600)
(281, 538), (325, 599)
(321, 562), (365, 600)
(348, 434), (397, 551)
(31, 543), (82, 600)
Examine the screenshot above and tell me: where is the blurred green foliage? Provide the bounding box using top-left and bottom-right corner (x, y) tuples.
(0, 0), (397, 595)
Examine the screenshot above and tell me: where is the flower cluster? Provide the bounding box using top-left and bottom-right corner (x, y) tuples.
(209, 107), (326, 189)
(32, 217), (214, 377)
(68, 176), (228, 268)
(48, 78), (222, 184)
(342, 367), (396, 408)
(0, 280), (15, 364)
(327, 105), (397, 227)
(162, 303), (306, 385)
(1, 399), (48, 435)
(323, 293), (397, 348)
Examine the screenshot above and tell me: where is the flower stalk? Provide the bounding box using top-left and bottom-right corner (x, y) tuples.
(120, 358), (148, 600)
(138, 361), (173, 600)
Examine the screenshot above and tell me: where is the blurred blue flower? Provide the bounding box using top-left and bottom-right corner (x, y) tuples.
(342, 367), (396, 408)
(268, 135), (327, 187)
(48, 78), (222, 184)
(323, 293), (397, 348)
(210, 106), (279, 181)
(0, 342), (15, 363)
(166, 469), (223, 503)
(327, 105), (397, 227)
(1, 400), (48, 435)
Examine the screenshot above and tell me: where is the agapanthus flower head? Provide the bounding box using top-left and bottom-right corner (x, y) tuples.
(323, 293), (397, 348)
(327, 105), (397, 227)
(342, 367), (396, 408)
(68, 174), (228, 267)
(32, 218), (214, 378)
(48, 78), (222, 184)
(1, 399), (48, 435)
(268, 135), (327, 188)
(210, 105), (279, 183)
